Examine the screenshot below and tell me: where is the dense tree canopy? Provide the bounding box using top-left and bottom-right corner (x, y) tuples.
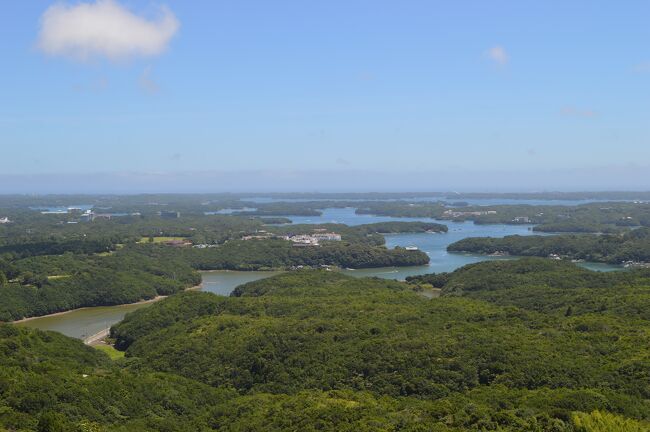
(2, 194), (650, 430)
(0, 204), (435, 320)
(447, 228), (650, 264)
(108, 263), (650, 430)
(1, 259), (650, 430)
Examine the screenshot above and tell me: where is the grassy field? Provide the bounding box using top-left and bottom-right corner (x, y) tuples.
(46, 275), (71, 280)
(93, 344), (125, 360)
(137, 236), (187, 244)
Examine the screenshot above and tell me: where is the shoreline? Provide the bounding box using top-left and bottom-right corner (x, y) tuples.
(198, 268), (283, 273)
(11, 283), (204, 324)
(10, 263), (432, 326)
(11, 295), (169, 324)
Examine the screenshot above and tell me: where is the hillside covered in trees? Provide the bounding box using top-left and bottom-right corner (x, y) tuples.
(0, 218), (432, 321)
(447, 228), (650, 264)
(355, 201), (650, 233)
(2, 260), (650, 430)
(3, 194), (650, 430)
(107, 261), (650, 431)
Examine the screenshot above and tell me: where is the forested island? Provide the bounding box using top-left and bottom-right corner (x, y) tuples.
(1, 259), (649, 430)
(355, 201), (650, 233)
(4, 191), (650, 322)
(447, 228), (650, 265)
(0, 208), (435, 321)
(2, 193), (650, 430)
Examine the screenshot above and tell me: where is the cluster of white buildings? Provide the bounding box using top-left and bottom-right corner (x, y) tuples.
(241, 229), (342, 246)
(0, 217), (11, 224)
(193, 244), (219, 249)
(287, 232), (342, 246)
(312, 232), (343, 242)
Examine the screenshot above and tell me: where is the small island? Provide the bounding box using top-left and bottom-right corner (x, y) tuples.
(447, 228), (650, 265)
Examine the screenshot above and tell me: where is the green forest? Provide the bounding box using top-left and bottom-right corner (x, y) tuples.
(1, 194), (650, 430)
(0, 213), (433, 320)
(447, 228), (650, 264)
(354, 201), (650, 233)
(1, 260), (649, 430)
(0, 250), (200, 321)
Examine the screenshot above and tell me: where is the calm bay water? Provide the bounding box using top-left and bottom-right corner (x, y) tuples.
(200, 271), (281, 295)
(16, 271), (281, 339)
(16, 205), (622, 339)
(15, 302), (151, 340)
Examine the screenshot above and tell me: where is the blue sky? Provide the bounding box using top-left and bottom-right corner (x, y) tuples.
(1, 1), (649, 192)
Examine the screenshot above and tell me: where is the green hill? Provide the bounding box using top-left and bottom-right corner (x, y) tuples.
(2, 261), (650, 430)
(111, 264), (650, 430)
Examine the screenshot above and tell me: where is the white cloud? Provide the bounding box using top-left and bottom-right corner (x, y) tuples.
(485, 45), (509, 66)
(37, 0), (179, 62)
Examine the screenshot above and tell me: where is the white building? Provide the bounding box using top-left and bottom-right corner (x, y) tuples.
(289, 235), (319, 245)
(312, 232), (342, 241)
(286, 232), (342, 246)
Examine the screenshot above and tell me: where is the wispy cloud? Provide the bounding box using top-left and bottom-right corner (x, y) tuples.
(560, 106), (597, 118)
(633, 62), (650, 73)
(37, 0), (179, 62)
(485, 45), (509, 66)
(139, 67), (160, 94)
